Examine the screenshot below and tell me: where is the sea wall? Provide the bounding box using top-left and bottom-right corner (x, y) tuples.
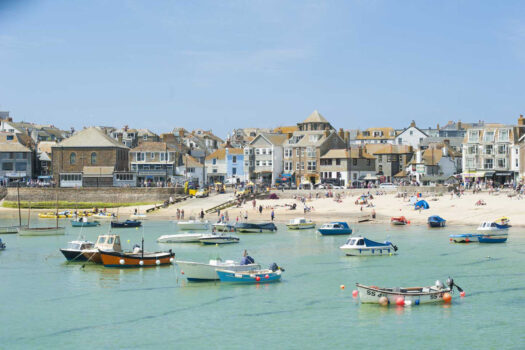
(4, 187), (185, 204)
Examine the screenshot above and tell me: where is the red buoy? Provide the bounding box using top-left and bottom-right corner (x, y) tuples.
(460, 291), (466, 297)
(352, 290), (358, 298)
(255, 276), (261, 282)
(443, 292), (452, 303)
(396, 297), (405, 306)
(265, 274), (269, 279)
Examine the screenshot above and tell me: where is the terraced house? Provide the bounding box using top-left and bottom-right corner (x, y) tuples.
(244, 133), (288, 185)
(0, 132), (34, 184)
(130, 142), (180, 186)
(319, 148), (376, 187)
(205, 147), (244, 184)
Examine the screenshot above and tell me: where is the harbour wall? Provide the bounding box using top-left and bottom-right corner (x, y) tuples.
(4, 187), (185, 203)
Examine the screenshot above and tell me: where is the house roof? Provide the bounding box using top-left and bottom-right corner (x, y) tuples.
(206, 148), (226, 160)
(367, 144), (413, 155)
(182, 155), (202, 168)
(273, 126), (298, 134)
(321, 148), (375, 159)
(356, 127), (397, 140)
(394, 170), (408, 177)
(302, 110), (328, 124)
(37, 141), (56, 154)
(396, 125), (429, 138)
(131, 142), (176, 152)
(0, 133), (32, 152)
(227, 148), (244, 155)
(55, 127), (128, 149)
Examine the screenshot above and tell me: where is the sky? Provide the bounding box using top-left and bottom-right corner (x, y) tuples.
(1, 0), (525, 138)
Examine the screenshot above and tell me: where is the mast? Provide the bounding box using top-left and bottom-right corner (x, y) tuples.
(17, 181), (21, 227)
(55, 185), (59, 229)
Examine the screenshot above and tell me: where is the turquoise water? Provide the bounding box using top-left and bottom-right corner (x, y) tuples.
(1, 218), (524, 349)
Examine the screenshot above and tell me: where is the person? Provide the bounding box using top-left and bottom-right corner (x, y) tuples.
(200, 209), (205, 219)
(271, 209), (275, 221)
(372, 209), (376, 219)
(259, 205), (263, 214)
(244, 211), (248, 220)
(176, 208), (180, 220)
(181, 209), (185, 219)
(240, 250), (255, 265)
(134, 208), (138, 215)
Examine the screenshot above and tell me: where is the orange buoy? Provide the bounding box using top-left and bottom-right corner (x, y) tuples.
(340, 285), (345, 290)
(379, 296), (388, 306)
(443, 292), (452, 303)
(181, 271), (185, 275)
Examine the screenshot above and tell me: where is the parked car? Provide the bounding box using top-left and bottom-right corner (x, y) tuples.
(195, 188), (209, 198)
(379, 183), (397, 189)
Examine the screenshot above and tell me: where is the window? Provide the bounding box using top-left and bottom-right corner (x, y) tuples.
(15, 162), (26, 171)
(212, 169), (217, 173)
(212, 158), (217, 165)
(483, 131), (495, 142)
(307, 161), (316, 171)
(268, 160), (272, 166)
(2, 162), (13, 171)
(160, 153), (167, 162)
(188, 167), (195, 173)
(516, 159), (519, 167)
(284, 162), (292, 171)
(336, 159), (341, 166)
(232, 167), (237, 175)
(378, 155), (383, 162)
(296, 162), (304, 170)
(267, 148), (272, 155)
(397, 138), (403, 145)
(256, 161), (260, 166)
(409, 131), (413, 136)
(232, 156), (237, 163)
(367, 159), (371, 166)
(244, 148), (250, 155)
(116, 174), (134, 181)
(484, 145), (493, 155)
(497, 145), (507, 155)
(484, 158), (493, 169)
(284, 148), (292, 158)
(499, 129), (509, 142)
(497, 158), (506, 168)
(255, 148), (260, 155)
(352, 158), (357, 166)
(387, 155), (392, 162)
(469, 130), (479, 142)
(261, 148), (266, 155)
(378, 165), (383, 172)
(70, 152), (76, 165)
(468, 146), (477, 155)
(296, 148), (304, 157)
(90, 152), (97, 165)
(244, 161), (249, 167)
(465, 158), (476, 169)
(307, 147), (315, 157)
(6, 135), (13, 140)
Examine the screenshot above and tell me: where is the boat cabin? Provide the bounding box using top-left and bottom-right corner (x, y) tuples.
(321, 222), (350, 229)
(67, 240), (94, 250)
(289, 218), (311, 225)
(95, 234), (122, 252)
(478, 222), (499, 230)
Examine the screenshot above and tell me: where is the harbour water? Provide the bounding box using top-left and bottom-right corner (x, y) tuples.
(1, 218), (524, 349)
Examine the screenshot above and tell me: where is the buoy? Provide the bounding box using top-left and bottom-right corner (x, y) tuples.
(460, 291), (466, 297)
(181, 271), (185, 275)
(255, 276), (261, 282)
(443, 292), (452, 303)
(465, 238), (470, 243)
(340, 284), (345, 290)
(169, 258), (174, 263)
(216, 243), (219, 247)
(156, 260), (161, 265)
(405, 300), (412, 307)
(265, 274), (269, 279)
(119, 259), (125, 265)
(352, 290), (358, 298)
(139, 260), (144, 266)
(136, 227), (139, 230)
(127, 239), (130, 243)
(396, 297), (405, 306)
(415, 299), (420, 305)
(379, 296), (388, 306)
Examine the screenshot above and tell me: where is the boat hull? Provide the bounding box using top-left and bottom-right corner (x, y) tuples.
(99, 250), (175, 267)
(340, 246), (395, 256)
(157, 234), (205, 243)
(234, 223), (277, 233)
(449, 233), (508, 243)
(71, 221), (100, 227)
(110, 221), (141, 228)
(428, 221), (446, 228)
(18, 227), (66, 236)
(356, 284), (452, 304)
(212, 223), (236, 232)
(82, 250), (102, 263)
(199, 237), (239, 245)
(478, 235), (508, 243)
(318, 228), (352, 235)
(60, 249), (88, 261)
(216, 269), (282, 283)
(286, 224), (316, 230)
(176, 261), (261, 281)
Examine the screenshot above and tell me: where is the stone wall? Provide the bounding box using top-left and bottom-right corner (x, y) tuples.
(5, 187), (184, 203)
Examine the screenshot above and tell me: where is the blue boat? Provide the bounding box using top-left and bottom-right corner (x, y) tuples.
(428, 216), (446, 228)
(449, 232), (508, 243)
(216, 269), (282, 283)
(478, 234), (508, 243)
(234, 222), (277, 233)
(111, 220), (142, 228)
(318, 222), (353, 235)
(71, 220), (100, 227)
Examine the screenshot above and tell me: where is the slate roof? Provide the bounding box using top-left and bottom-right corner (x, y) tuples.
(55, 127), (128, 149)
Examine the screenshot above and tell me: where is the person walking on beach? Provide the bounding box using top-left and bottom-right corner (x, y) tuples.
(271, 209), (275, 221)
(200, 209), (205, 220)
(259, 205), (263, 214)
(244, 211), (248, 220)
(181, 209), (184, 220)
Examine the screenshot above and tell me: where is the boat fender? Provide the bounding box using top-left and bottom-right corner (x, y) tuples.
(156, 260), (161, 265)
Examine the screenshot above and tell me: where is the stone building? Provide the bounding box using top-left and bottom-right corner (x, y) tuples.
(130, 142), (180, 186)
(0, 132), (34, 184)
(319, 148), (376, 187)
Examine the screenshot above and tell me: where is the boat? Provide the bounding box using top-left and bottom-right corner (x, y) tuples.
(18, 226), (66, 236)
(38, 211), (74, 219)
(391, 216), (409, 225)
(339, 236), (397, 256)
(428, 216), (446, 228)
(71, 219), (100, 227)
(176, 258), (261, 281)
(449, 232), (508, 243)
(0, 238), (5, 250)
(318, 222), (352, 235)
(356, 278), (462, 305)
(216, 263), (284, 283)
(130, 214), (147, 220)
(110, 220), (142, 228)
(199, 233), (240, 245)
(81, 234), (122, 263)
(234, 222), (277, 233)
(98, 239), (174, 267)
(494, 217), (511, 229)
(286, 218), (316, 230)
(212, 222), (236, 232)
(0, 226), (23, 234)
(177, 218), (210, 230)
(157, 233), (206, 243)
(0, 181), (26, 233)
(477, 221), (508, 232)
(91, 212), (116, 220)
(59, 240), (95, 261)
(357, 214), (372, 223)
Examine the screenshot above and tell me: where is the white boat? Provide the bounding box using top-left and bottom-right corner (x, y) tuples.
(177, 218), (210, 230)
(199, 233), (239, 245)
(339, 236), (397, 256)
(130, 214), (147, 220)
(286, 218), (315, 230)
(157, 233), (206, 243)
(18, 226), (66, 236)
(477, 221), (508, 232)
(212, 222), (236, 232)
(91, 212), (116, 220)
(176, 258), (261, 281)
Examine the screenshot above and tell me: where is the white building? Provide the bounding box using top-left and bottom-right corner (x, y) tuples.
(244, 133), (288, 185)
(395, 121), (429, 148)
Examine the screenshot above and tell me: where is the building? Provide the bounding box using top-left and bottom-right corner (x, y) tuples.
(366, 144), (414, 183)
(320, 148), (376, 187)
(244, 133), (288, 185)
(352, 127), (397, 145)
(283, 110), (347, 186)
(0, 133), (34, 184)
(109, 127), (159, 148)
(52, 127), (130, 187)
(395, 121), (429, 148)
(130, 142), (180, 186)
(176, 154), (204, 186)
(462, 120), (520, 186)
(406, 141), (462, 185)
(205, 147), (244, 184)
(36, 141), (55, 178)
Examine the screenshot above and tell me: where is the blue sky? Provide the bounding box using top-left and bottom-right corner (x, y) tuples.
(1, 0), (525, 137)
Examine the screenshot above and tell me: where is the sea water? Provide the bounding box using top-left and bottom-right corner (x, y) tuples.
(1, 218), (524, 349)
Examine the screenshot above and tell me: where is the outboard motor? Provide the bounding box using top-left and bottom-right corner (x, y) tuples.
(269, 263), (284, 272)
(435, 280), (444, 289)
(133, 244), (142, 253)
(385, 241), (398, 252)
(446, 277), (454, 289)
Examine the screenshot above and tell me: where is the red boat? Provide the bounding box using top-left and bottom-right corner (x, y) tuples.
(391, 216), (409, 225)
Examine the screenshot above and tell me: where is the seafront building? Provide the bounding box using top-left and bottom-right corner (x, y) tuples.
(205, 146), (244, 185)
(0, 132), (34, 184)
(351, 127), (397, 145)
(244, 133), (288, 186)
(319, 148), (376, 187)
(129, 142), (181, 186)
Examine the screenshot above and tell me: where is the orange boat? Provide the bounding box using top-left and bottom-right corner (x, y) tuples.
(99, 239), (174, 267)
(82, 234), (122, 264)
(391, 216), (409, 225)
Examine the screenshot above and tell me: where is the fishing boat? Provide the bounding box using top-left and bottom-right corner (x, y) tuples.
(216, 263), (284, 283)
(59, 240), (95, 261)
(477, 221), (508, 232)
(0, 238), (5, 250)
(177, 218), (210, 230)
(449, 232), (508, 243)
(176, 258), (261, 281)
(212, 222), (236, 232)
(110, 220), (142, 228)
(71, 218), (100, 227)
(494, 217), (511, 229)
(0, 226), (22, 234)
(339, 236), (397, 256)
(428, 216), (446, 228)
(157, 233), (206, 243)
(234, 222), (277, 233)
(81, 234), (122, 263)
(199, 233), (240, 245)
(318, 222), (352, 235)
(286, 218), (316, 230)
(92, 212), (116, 220)
(356, 278), (462, 305)
(391, 216), (409, 225)
(98, 238), (174, 267)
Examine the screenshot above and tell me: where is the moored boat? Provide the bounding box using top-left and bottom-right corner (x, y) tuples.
(81, 234), (122, 263)
(286, 218), (316, 230)
(71, 219), (100, 227)
(199, 233), (239, 245)
(177, 218), (210, 230)
(99, 244), (174, 268)
(110, 220), (141, 228)
(157, 233), (206, 243)
(60, 240), (95, 261)
(176, 258), (261, 281)
(428, 215), (446, 228)
(318, 222), (352, 235)
(391, 216), (409, 225)
(356, 278), (462, 305)
(212, 222), (236, 232)
(234, 222), (277, 233)
(477, 221), (508, 232)
(449, 232), (508, 243)
(216, 263), (284, 283)
(92, 212), (116, 220)
(340, 236), (397, 256)
(18, 226), (66, 236)
(38, 211), (74, 219)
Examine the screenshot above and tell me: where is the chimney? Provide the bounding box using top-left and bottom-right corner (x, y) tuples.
(437, 123), (440, 130)
(324, 127), (330, 138)
(518, 114), (525, 126)
(410, 120), (416, 128)
(457, 121), (462, 130)
(338, 128), (344, 139)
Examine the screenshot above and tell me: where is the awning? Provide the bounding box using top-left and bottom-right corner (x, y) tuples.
(484, 171), (495, 177)
(495, 171), (514, 176)
(281, 173), (294, 178)
(83, 166), (114, 177)
(38, 176), (52, 179)
(363, 174), (378, 180)
(463, 171), (485, 178)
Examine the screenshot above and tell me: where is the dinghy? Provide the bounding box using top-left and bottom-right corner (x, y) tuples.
(428, 216), (446, 228)
(286, 218), (315, 230)
(176, 258), (260, 281)
(318, 222), (352, 235)
(234, 222), (277, 233)
(216, 263), (284, 283)
(340, 236), (397, 256)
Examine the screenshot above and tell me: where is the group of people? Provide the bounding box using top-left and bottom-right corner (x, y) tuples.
(175, 208), (185, 220)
